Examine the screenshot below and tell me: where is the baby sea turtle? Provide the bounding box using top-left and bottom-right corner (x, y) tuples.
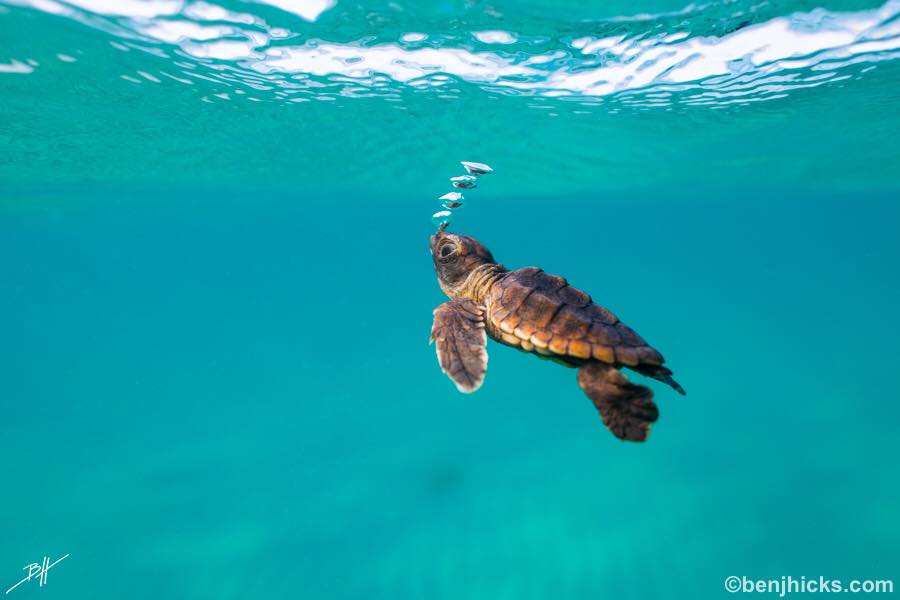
(429, 231), (685, 442)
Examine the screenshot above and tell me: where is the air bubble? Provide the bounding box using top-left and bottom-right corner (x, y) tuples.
(461, 161), (493, 175)
(430, 159), (493, 231)
(451, 175), (478, 189)
(439, 192), (464, 209)
(432, 210), (453, 230)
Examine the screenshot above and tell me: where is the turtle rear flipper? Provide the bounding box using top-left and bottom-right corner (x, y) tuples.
(577, 362), (658, 442)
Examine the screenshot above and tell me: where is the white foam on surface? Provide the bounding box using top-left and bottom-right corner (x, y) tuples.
(254, 0), (335, 22)
(472, 30), (517, 44)
(62, 0), (182, 18)
(0, 59), (35, 73)
(6, 0), (900, 105)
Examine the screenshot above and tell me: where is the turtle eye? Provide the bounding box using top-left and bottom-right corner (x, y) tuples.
(440, 244), (455, 258)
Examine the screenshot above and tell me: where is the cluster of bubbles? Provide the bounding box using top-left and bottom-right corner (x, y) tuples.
(432, 161), (494, 231)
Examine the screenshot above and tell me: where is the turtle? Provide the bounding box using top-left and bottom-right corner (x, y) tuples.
(429, 231), (685, 442)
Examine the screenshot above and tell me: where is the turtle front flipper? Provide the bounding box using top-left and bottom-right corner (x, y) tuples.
(577, 362), (658, 442)
(430, 300), (488, 393)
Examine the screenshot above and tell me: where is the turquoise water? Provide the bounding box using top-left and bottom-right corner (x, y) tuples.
(2, 0), (900, 598)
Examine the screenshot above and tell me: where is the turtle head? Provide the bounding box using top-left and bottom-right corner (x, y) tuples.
(430, 231), (496, 298)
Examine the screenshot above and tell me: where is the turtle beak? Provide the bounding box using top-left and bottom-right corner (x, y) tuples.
(429, 232), (444, 255)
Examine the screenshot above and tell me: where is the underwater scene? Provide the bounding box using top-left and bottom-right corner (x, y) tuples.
(2, 0), (899, 598)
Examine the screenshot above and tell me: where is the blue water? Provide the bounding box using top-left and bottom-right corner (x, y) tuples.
(2, 0), (899, 598)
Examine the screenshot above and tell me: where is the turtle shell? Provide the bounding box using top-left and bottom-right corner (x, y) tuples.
(486, 267), (665, 367)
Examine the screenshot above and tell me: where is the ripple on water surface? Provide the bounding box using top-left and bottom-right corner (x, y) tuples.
(2, 0), (900, 108)
(2, 0), (899, 193)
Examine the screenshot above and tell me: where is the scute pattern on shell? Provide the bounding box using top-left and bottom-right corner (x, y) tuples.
(488, 267), (665, 367)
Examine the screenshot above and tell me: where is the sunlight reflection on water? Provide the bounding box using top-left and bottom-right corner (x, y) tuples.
(2, 0), (900, 107)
